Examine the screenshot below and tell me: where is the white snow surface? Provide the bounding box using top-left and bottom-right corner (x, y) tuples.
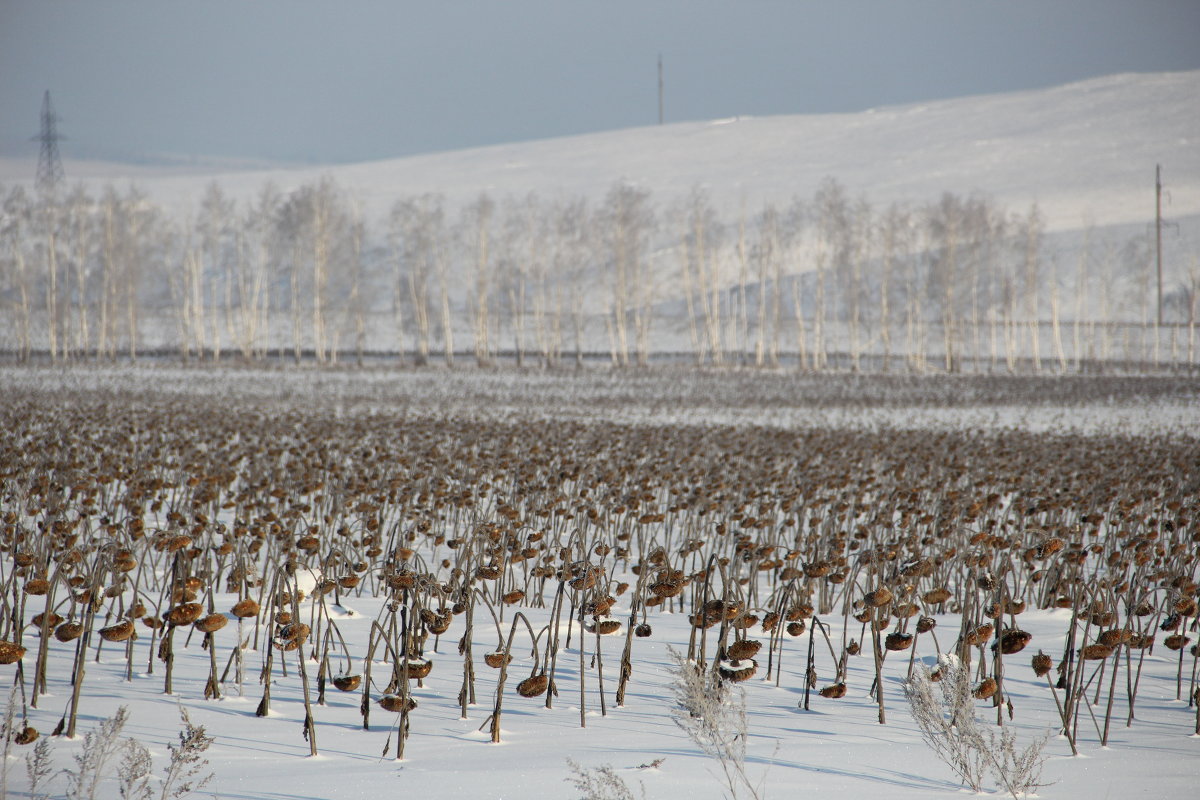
(2, 70), (1197, 233)
(5, 598), (1197, 799)
(1, 367), (1198, 799)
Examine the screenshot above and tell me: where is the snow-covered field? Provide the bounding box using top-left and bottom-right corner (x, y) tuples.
(1, 366), (1197, 799)
(3, 363), (1199, 435)
(9, 593), (1198, 799)
(2, 57), (1198, 800)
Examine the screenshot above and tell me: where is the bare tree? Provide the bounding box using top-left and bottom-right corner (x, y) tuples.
(924, 193), (962, 373)
(345, 196), (368, 366)
(390, 195), (444, 365)
(534, 198), (591, 368)
(531, 205), (558, 367)
(172, 234), (204, 362)
(847, 197), (872, 371)
(271, 178), (350, 363)
(553, 198), (592, 367)
(1186, 257), (1199, 365)
(966, 198), (1004, 373)
(233, 183), (279, 361)
(275, 190), (307, 362)
(121, 188), (158, 362)
(197, 182), (235, 361)
(427, 198), (454, 367)
(680, 187), (724, 365)
(97, 186), (120, 360)
(599, 182), (655, 366)
(813, 179), (853, 370)
(462, 193), (495, 366)
(879, 203), (913, 372)
(1, 186), (35, 360)
(1072, 224), (1093, 371)
(1021, 204), (1044, 372)
(308, 178), (340, 363)
(59, 185), (96, 359)
(778, 199), (809, 371)
(752, 203), (782, 367)
(494, 194), (541, 367)
(36, 191), (66, 361)
(735, 203), (750, 363)
(671, 194), (702, 365)
(974, 203), (1008, 373)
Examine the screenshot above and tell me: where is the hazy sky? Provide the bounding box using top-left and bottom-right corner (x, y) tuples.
(2, 0), (1198, 165)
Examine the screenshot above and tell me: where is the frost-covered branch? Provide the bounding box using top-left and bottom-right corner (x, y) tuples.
(905, 654), (1050, 799)
(667, 646), (765, 800)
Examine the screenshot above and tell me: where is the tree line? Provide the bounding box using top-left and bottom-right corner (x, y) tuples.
(1, 176), (1196, 370)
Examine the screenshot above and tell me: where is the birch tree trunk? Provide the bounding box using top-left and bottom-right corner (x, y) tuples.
(43, 201), (61, 362)
(1023, 205), (1043, 373)
(468, 194), (494, 366)
(736, 207), (749, 364)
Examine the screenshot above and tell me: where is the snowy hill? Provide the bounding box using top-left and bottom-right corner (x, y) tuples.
(2, 70), (1198, 366)
(2, 70), (1197, 233)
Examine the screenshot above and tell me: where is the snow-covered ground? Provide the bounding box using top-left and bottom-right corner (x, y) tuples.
(7, 597), (1197, 800)
(3, 363), (1198, 436)
(1, 366), (1198, 799)
(2, 64), (1198, 794)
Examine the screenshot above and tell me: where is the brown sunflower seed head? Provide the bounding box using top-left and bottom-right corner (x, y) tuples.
(864, 587), (893, 608)
(1081, 643), (1114, 660)
(718, 658), (758, 682)
(54, 621), (85, 642)
(231, 598), (260, 618)
(99, 620), (136, 642)
(166, 603), (204, 626)
(0, 641), (26, 664)
(727, 639), (762, 660)
(332, 674), (361, 692)
(378, 694), (417, 713)
(999, 629), (1032, 655)
(1163, 634), (1191, 651)
(517, 673), (549, 697)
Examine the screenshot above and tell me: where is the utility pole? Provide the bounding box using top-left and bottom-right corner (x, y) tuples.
(33, 90), (66, 197)
(658, 54), (664, 125)
(1156, 164), (1163, 327)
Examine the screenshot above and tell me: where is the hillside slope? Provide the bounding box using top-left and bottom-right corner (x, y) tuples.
(2, 70), (1196, 233)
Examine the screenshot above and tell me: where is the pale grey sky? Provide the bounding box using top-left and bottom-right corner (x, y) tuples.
(2, 0), (1198, 165)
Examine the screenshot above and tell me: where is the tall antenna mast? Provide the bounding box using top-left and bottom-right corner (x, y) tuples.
(658, 54), (664, 125)
(33, 90), (66, 197)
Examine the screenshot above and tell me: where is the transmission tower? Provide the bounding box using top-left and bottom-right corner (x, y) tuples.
(33, 90), (66, 196)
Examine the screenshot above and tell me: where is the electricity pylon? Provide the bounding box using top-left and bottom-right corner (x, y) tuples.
(33, 90), (66, 197)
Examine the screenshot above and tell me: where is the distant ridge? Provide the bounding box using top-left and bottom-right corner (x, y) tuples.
(1, 70), (1196, 233)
